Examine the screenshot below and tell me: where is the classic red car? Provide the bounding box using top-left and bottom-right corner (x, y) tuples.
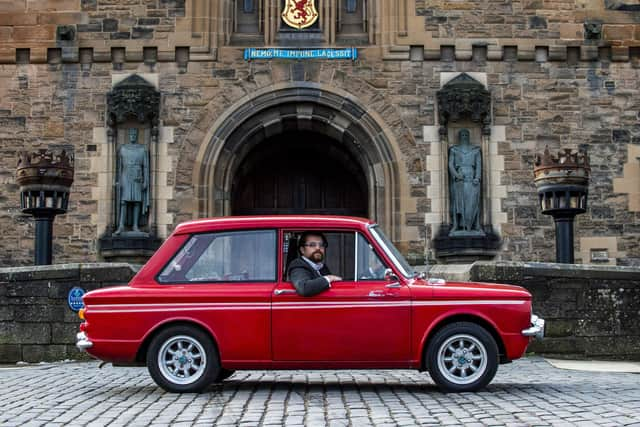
(77, 216), (544, 393)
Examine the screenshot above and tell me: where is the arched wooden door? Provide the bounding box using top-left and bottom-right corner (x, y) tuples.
(231, 131), (368, 217)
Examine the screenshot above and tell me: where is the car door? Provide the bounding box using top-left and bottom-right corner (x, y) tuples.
(272, 230), (411, 363)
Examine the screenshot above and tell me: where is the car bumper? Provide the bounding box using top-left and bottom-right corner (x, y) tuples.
(76, 331), (93, 351)
(521, 314), (545, 340)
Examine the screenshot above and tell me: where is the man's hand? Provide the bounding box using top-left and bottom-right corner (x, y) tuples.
(325, 274), (343, 283)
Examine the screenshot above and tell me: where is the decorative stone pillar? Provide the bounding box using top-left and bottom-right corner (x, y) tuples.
(534, 147), (590, 264)
(98, 75), (162, 263)
(432, 73), (501, 262)
(16, 149), (74, 265)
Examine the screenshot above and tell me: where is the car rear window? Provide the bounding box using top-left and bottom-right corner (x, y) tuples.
(157, 229), (277, 283)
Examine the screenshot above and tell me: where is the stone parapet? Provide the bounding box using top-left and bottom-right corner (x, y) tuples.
(2, 43), (640, 65)
(431, 261), (640, 360)
(0, 262), (638, 363)
(0, 263), (137, 363)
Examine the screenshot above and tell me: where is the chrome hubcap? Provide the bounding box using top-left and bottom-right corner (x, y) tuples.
(437, 333), (487, 385)
(158, 335), (206, 385)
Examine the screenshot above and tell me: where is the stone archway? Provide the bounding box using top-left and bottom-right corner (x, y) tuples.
(192, 83), (405, 240)
(231, 130), (369, 216)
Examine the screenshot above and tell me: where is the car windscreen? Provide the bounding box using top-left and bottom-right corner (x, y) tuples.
(369, 225), (413, 279)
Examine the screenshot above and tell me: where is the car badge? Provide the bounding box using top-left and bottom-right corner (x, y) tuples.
(282, 0), (319, 29)
(68, 286), (86, 312)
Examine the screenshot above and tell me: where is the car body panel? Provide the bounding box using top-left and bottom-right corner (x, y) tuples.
(80, 215), (537, 371)
(272, 279), (412, 363)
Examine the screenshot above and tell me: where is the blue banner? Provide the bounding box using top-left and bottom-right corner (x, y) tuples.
(244, 48), (358, 61)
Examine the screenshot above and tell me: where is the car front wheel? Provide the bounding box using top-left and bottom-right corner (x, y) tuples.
(426, 322), (498, 392)
(147, 325), (219, 393)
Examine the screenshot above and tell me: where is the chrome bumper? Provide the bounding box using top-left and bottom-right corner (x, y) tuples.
(522, 314), (545, 340)
(76, 331), (93, 351)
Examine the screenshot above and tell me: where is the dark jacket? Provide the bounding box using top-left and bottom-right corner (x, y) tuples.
(287, 257), (331, 297)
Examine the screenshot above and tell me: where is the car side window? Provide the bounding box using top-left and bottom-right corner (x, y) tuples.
(158, 229), (276, 283)
(283, 230), (355, 281)
(356, 233), (388, 281)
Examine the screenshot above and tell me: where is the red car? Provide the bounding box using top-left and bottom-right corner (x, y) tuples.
(77, 216), (544, 393)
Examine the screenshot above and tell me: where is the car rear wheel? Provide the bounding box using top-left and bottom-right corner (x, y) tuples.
(426, 322), (498, 392)
(147, 325), (219, 393)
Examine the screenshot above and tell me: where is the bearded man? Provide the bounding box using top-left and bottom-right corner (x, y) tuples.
(287, 232), (342, 297)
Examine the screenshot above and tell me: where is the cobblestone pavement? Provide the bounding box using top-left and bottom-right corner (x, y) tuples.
(1, 357), (639, 426)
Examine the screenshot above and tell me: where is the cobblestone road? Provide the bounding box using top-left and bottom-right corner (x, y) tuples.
(1, 357), (638, 426)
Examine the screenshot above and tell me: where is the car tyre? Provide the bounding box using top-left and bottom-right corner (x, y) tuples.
(147, 325), (219, 393)
(426, 322), (498, 392)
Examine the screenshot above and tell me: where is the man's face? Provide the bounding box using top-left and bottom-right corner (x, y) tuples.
(300, 235), (326, 263)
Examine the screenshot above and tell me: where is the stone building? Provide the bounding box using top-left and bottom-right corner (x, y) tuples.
(0, 0), (639, 266)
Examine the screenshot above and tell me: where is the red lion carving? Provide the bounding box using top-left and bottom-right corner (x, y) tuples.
(292, 0), (309, 21)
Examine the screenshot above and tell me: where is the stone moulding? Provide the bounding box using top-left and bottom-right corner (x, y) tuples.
(1, 42), (639, 65)
(437, 73), (491, 136)
(107, 74), (160, 127)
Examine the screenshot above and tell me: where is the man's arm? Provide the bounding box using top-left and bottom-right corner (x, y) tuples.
(288, 263), (331, 297)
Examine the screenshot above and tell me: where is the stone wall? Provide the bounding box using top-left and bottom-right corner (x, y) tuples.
(0, 263), (136, 363)
(1, 262), (638, 363)
(0, 1), (639, 266)
(468, 261), (640, 360)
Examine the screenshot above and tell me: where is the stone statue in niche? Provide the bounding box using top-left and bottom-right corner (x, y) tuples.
(115, 128), (150, 235)
(448, 129), (483, 235)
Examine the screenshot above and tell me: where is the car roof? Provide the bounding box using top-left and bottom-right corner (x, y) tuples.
(173, 215), (376, 235)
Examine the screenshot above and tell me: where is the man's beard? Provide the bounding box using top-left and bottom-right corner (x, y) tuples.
(311, 251), (324, 262)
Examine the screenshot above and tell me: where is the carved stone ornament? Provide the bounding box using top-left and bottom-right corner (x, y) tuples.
(107, 75), (160, 126)
(534, 146), (590, 189)
(584, 20), (603, 40)
(16, 149), (74, 190)
(437, 74), (491, 136)
(56, 25), (76, 42)
(282, 0), (319, 29)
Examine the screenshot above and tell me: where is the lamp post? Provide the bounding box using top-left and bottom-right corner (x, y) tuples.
(16, 149), (74, 265)
(533, 147), (590, 263)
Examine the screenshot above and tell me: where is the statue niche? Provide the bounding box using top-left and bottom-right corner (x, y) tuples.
(433, 73), (501, 262)
(98, 74), (161, 262)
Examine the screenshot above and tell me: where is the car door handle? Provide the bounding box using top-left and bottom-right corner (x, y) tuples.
(385, 282), (401, 289)
(368, 290), (386, 297)
(274, 289), (297, 295)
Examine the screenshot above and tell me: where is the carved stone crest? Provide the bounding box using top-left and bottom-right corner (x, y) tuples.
(584, 20), (602, 40)
(437, 74), (491, 136)
(282, 0), (319, 29)
(107, 75), (160, 126)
